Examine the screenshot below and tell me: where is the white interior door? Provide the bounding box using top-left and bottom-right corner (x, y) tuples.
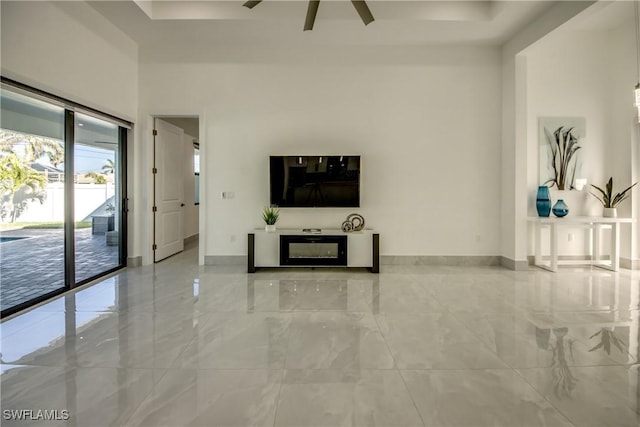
(154, 118), (184, 262)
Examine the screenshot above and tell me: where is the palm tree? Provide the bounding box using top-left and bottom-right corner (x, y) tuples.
(101, 159), (115, 175)
(84, 172), (107, 184)
(0, 153), (48, 222)
(0, 131), (64, 166)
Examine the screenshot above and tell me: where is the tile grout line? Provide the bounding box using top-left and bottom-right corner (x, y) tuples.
(371, 304), (428, 427)
(271, 311), (294, 427)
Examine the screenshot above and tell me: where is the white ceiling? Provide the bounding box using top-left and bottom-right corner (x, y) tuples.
(89, 0), (560, 48)
(563, 0), (633, 31)
(88, 1), (633, 51)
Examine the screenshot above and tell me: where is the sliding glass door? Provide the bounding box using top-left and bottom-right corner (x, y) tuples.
(0, 82), (128, 316)
(0, 88), (66, 313)
(74, 113), (123, 283)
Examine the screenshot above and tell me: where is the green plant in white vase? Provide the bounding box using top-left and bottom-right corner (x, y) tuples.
(262, 205), (279, 232)
(590, 177), (637, 218)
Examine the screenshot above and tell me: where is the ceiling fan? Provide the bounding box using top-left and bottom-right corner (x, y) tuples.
(243, 0), (375, 31)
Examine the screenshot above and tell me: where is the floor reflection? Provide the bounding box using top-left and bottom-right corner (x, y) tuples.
(1, 249), (638, 426)
(245, 278), (380, 313)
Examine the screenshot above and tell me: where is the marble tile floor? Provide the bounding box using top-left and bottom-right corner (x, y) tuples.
(0, 244), (638, 427)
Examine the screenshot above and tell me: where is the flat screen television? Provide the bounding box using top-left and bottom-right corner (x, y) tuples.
(269, 155), (360, 207)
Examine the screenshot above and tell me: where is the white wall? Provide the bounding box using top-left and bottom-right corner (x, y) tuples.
(183, 132), (199, 239)
(139, 46), (503, 260)
(0, 1), (138, 121)
(523, 16), (639, 263)
(1, 1), (140, 260)
(608, 17), (640, 265)
(501, 0), (596, 268)
(5, 1), (629, 267)
(524, 29), (609, 256)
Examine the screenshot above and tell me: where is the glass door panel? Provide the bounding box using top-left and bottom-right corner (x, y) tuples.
(74, 113), (121, 284)
(0, 88), (66, 312)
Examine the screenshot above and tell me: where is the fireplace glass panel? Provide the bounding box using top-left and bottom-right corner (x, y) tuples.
(280, 235), (347, 266)
(290, 243), (339, 259)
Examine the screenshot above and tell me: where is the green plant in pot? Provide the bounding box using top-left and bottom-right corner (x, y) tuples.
(590, 177), (637, 218)
(105, 202), (116, 215)
(262, 205), (279, 232)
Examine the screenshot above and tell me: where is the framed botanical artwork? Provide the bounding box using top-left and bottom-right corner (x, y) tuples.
(539, 117), (586, 190)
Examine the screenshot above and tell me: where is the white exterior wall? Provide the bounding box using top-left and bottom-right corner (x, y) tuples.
(12, 184), (115, 223)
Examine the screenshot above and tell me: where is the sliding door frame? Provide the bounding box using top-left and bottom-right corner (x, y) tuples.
(1, 77), (130, 317)
(64, 110), (76, 287)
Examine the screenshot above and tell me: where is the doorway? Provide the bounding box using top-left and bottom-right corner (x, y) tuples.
(152, 116), (200, 262)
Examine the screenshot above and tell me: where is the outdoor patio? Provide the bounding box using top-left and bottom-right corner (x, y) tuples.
(0, 227), (119, 312)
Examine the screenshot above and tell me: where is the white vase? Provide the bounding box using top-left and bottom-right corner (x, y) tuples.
(265, 224), (276, 232)
(603, 207), (617, 218)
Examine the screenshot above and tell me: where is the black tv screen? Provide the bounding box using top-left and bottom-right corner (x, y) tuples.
(270, 156), (360, 207)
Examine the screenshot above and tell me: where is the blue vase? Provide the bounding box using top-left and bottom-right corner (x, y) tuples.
(552, 199), (569, 217)
(536, 186), (551, 217)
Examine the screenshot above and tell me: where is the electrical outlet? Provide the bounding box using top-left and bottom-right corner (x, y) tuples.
(568, 233), (574, 242)
(230, 234), (236, 242)
(475, 235), (481, 242)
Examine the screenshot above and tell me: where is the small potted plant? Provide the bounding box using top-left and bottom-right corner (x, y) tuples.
(104, 202), (117, 244)
(262, 205), (279, 232)
(105, 202), (116, 215)
(590, 177), (637, 218)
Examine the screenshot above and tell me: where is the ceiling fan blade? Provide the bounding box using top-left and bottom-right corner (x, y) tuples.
(304, 0), (320, 31)
(351, 0), (374, 26)
(243, 0), (262, 9)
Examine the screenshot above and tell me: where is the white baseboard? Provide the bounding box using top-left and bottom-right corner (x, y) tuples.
(205, 255), (246, 265)
(620, 257), (640, 270)
(381, 255), (501, 266)
(501, 257), (529, 271)
(127, 256), (142, 267)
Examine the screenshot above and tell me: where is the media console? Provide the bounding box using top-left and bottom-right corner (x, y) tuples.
(248, 229), (379, 273)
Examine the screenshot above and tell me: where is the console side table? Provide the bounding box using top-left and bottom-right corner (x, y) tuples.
(528, 216), (633, 272)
